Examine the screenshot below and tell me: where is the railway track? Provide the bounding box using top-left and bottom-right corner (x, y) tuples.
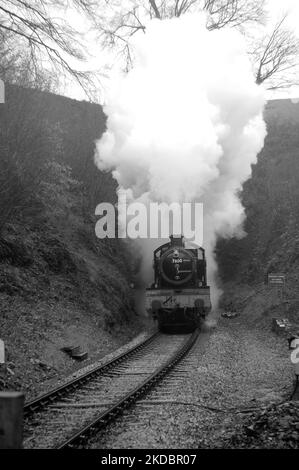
(23, 330), (199, 449)
(86, 334), (205, 449)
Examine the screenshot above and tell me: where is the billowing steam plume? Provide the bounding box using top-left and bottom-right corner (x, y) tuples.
(95, 13), (266, 308)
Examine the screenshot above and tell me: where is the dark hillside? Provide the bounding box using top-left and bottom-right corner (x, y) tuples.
(217, 98), (299, 321)
(0, 84), (142, 397)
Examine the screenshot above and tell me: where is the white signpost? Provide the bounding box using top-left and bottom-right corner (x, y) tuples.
(0, 339), (4, 364)
(0, 79), (4, 104)
(268, 273), (286, 286)
(268, 273), (286, 306)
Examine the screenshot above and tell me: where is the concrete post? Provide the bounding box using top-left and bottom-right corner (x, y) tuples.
(0, 79), (4, 104)
(0, 339), (4, 364)
(0, 392), (24, 449)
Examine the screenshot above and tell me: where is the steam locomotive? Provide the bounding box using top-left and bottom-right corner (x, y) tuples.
(145, 235), (212, 332)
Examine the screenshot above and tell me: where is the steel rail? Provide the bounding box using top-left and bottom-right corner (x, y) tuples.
(24, 331), (159, 418)
(57, 329), (199, 449)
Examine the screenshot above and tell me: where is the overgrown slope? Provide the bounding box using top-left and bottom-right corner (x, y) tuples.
(217, 98), (299, 321)
(0, 84), (142, 397)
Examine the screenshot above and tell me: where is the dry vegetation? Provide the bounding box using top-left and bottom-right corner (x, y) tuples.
(0, 84), (143, 396)
(217, 98), (299, 323)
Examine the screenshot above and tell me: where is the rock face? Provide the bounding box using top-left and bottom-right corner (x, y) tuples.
(0, 195), (143, 399)
(217, 99), (299, 292)
(0, 85), (144, 399)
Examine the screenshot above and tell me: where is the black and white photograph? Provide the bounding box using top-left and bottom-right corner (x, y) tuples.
(0, 0), (299, 455)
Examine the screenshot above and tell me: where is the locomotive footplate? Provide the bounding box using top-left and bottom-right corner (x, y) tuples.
(145, 288), (211, 312)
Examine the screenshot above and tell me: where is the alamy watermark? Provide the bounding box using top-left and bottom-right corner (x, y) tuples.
(95, 191), (203, 243)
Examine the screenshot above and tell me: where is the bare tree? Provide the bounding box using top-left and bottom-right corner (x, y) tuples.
(97, 0), (266, 70)
(204, 0), (266, 31)
(253, 15), (299, 90)
(0, 30), (59, 92)
(0, 0), (98, 95)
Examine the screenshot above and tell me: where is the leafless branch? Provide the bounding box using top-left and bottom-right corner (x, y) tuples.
(96, 0), (266, 72)
(0, 0), (98, 97)
(253, 14), (299, 90)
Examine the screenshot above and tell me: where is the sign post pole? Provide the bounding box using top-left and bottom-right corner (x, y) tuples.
(0, 79), (4, 104)
(0, 339), (4, 364)
(268, 272), (287, 317)
(0, 392), (24, 449)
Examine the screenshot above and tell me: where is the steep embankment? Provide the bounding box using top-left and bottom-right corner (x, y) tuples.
(217, 98), (299, 323)
(0, 171), (140, 398)
(0, 85), (144, 398)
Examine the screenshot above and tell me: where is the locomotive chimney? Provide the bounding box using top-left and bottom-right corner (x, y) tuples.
(170, 235), (184, 247)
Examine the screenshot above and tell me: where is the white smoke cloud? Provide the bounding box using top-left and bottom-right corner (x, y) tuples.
(95, 13), (266, 308)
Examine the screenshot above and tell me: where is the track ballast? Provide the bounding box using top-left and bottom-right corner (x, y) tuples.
(23, 330), (199, 448)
